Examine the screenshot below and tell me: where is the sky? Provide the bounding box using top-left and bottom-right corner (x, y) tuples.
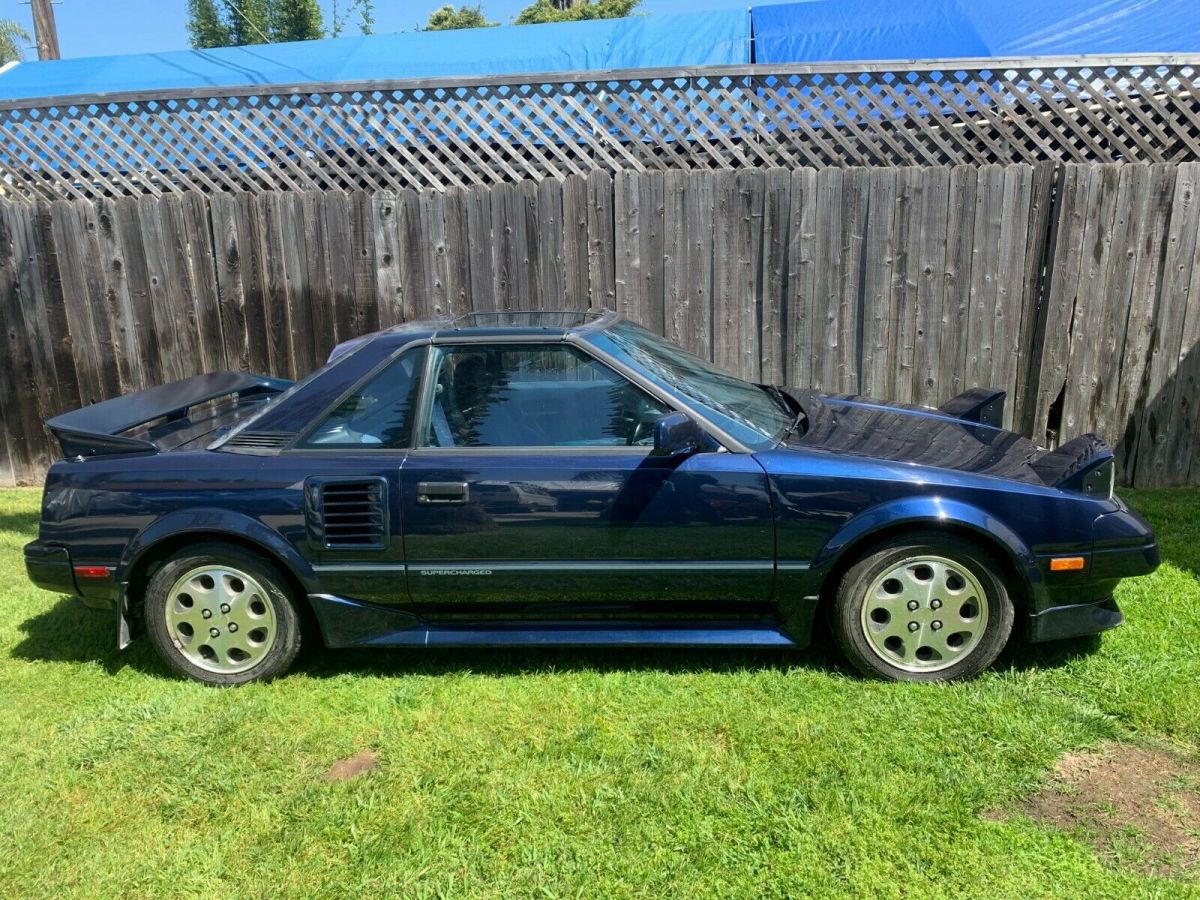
(1, 0), (791, 61)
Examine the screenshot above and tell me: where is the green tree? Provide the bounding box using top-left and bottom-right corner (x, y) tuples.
(186, 0), (232, 48)
(423, 4), (497, 30)
(269, 0), (324, 42)
(225, 0), (271, 45)
(186, 0), (325, 48)
(354, 0), (375, 35)
(513, 0), (640, 25)
(327, 0), (375, 37)
(0, 18), (31, 64)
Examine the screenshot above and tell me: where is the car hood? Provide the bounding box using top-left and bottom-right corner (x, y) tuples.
(781, 389), (1048, 484)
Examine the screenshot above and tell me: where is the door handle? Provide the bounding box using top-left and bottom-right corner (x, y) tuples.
(417, 482), (469, 504)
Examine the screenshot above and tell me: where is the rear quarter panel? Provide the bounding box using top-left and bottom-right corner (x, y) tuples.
(39, 451), (311, 598)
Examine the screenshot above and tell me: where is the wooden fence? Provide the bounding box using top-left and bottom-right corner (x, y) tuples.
(1, 162), (1199, 487)
(2, 56), (1199, 201)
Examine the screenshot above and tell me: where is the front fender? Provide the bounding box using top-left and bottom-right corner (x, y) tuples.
(119, 507), (318, 593)
(811, 496), (1046, 609)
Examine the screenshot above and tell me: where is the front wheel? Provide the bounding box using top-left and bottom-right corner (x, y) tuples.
(144, 542), (303, 686)
(831, 532), (1015, 682)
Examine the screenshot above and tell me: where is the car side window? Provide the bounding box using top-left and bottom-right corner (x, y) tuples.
(301, 347), (427, 448)
(423, 344), (670, 448)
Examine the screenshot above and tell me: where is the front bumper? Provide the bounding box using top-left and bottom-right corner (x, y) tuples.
(1029, 596), (1124, 642)
(24, 540), (77, 595)
(1027, 500), (1158, 642)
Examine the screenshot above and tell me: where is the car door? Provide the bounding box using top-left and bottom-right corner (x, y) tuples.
(399, 340), (775, 610)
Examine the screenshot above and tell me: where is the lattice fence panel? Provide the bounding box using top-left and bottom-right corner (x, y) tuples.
(0, 57), (1197, 200)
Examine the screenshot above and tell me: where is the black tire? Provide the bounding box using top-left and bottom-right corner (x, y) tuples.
(831, 531), (1015, 682)
(144, 542), (303, 686)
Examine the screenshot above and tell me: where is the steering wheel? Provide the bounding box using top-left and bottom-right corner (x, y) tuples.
(626, 396), (660, 446)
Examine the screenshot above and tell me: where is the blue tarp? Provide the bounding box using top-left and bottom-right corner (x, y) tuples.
(2, 0), (1194, 103)
(751, 0), (1200, 63)
(0, 9), (750, 101)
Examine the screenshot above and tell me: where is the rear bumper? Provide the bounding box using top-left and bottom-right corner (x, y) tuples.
(24, 540), (79, 596)
(24, 540), (117, 610)
(1029, 596), (1123, 642)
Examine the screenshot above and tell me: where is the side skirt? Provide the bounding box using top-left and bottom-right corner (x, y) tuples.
(308, 594), (803, 650)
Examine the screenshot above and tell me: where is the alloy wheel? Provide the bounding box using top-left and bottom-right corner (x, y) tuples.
(859, 555), (989, 673)
(163, 564), (278, 674)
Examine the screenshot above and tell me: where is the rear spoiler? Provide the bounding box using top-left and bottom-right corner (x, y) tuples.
(46, 372), (293, 458)
(938, 388), (1005, 427)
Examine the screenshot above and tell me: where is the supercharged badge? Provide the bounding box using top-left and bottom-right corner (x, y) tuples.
(419, 568), (493, 576)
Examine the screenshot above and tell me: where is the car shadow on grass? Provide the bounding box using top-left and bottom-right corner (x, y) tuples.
(297, 641), (853, 680)
(10, 595), (1103, 682)
(0, 509), (40, 536)
(8, 596), (167, 676)
(10, 595), (853, 680)
(993, 630), (1104, 674)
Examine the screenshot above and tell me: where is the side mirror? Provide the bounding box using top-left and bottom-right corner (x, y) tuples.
(652, 412), (704, 458)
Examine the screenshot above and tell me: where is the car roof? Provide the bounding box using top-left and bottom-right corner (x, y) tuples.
(396, 308), (619, 342)
(328, 309), (622, 361)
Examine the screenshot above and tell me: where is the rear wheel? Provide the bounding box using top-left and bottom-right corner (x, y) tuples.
(831, 532), (1014, 682)
(144, 543), (302, 686)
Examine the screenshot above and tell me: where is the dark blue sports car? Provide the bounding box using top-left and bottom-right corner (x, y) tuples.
(24, 311), (1158, 684)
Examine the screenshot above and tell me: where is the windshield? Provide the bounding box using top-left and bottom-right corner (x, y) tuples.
(594, 322), (795, 450)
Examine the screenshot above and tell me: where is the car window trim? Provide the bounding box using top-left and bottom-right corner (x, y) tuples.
(280, 332), (750, 456)
(415, 338), (670, 452)
(284, 338), (432, 453)
(570, 334), (750, 453)
(407, 445), (656, 457)
(410, 339), (444, 451)
(212, 326), (389, 450)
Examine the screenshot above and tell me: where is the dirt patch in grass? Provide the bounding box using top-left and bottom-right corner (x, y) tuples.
(321, 749), (380, 782)
(996, 743), (1200, 879)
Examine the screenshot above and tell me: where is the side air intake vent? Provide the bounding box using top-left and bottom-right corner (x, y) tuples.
(307, 477), (388, 550)
(222, 431), (292, 452)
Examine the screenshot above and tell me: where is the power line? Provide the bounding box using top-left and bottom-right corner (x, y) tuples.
(225, 1), (272, 44)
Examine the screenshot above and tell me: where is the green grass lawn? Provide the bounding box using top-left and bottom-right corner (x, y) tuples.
(0, 487), (1197, 898)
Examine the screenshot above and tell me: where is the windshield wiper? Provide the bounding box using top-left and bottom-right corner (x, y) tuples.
(763, 384), (791, 413)
(763, 385), (807, 443)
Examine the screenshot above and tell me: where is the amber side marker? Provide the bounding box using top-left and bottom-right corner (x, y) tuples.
(1049, 556), (1086, 572)
(73, 565), (111, 579)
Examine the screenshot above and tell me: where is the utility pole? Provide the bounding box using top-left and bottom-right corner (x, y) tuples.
(31, 0), (61, 61)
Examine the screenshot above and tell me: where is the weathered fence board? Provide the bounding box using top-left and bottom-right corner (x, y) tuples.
(860, 167), (897, 401)
(938, 165), (976, 403)
(784, 167), (817, 390)
(1113, 164), (1175, 481)
(3, 162), (1200, 488)
(1127, 163), (1199, 487)
(913, 166), (950, 410)
(760, 168), (790, 386)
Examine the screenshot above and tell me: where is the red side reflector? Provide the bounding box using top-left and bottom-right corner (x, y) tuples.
(73, 565), (111, 579)
(1049, 556), (1086, 572)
